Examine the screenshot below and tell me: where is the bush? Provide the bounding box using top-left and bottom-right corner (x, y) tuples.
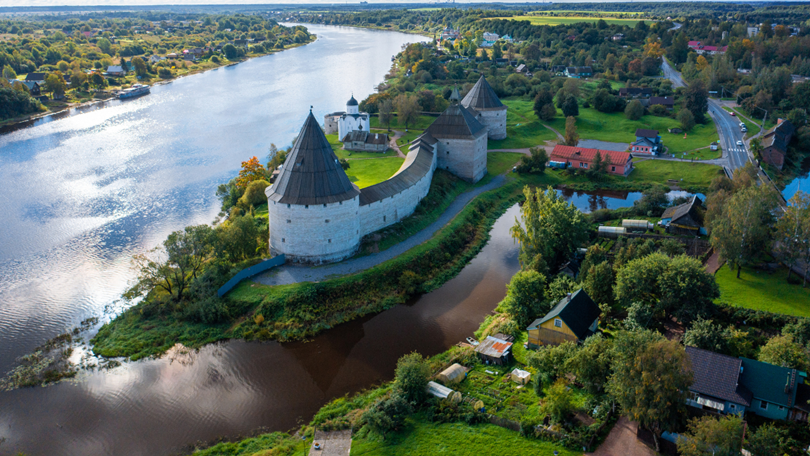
(394, 352), (431, 403)
(624, 99), (644, 120)
(362, 393), (412, 438)
(158, 67), (172, 79)
(678, 108), (696, 132)
(238, 179), (270, 209)
(648, 104), (669, 117)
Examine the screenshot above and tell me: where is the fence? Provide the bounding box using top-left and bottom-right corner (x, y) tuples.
(217, 255), (286, 297)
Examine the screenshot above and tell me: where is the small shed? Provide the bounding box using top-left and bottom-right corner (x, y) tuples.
(437, 363), (468, 384)
(427, 381), (454, 399)
(622, 219), (653, 231)
(511, 368), (531, 385)
(475, 336), (513, 365)
(710, 141), (718, 151)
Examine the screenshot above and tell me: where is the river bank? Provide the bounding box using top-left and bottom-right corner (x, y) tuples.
(0, 36), (316, 134)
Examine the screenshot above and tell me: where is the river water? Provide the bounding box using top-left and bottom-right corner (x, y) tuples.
(0, 24), (690, 456)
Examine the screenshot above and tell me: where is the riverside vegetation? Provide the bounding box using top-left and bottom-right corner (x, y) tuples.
(0, 13), (313, 123)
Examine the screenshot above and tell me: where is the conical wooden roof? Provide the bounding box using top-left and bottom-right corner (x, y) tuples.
(461, 75), (504, 110)
(266, 111), (359, 205)
(426, 103), (486, 139)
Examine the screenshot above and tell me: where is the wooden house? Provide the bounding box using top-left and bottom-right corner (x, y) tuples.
(660, 196), (705, 235)
(475, 335), (513, 365)
(526, 289), (600, 348)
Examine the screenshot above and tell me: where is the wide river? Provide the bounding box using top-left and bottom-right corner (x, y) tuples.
(1, 24), (695, 455)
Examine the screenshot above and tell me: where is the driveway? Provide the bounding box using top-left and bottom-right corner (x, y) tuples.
(588, 417), (656, 456)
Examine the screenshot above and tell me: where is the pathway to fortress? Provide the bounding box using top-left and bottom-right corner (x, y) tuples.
(254, 172), (507, 287)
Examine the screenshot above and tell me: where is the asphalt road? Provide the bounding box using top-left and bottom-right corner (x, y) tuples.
(661, 58), (749, 171)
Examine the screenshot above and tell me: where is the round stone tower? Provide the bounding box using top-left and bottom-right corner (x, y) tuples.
(265, 110), (361, 264)
(461, 75), (507, 140)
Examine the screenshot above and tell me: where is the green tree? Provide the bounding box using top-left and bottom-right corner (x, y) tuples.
(131, 56), (147, 76)
(528, 341), (578, 386)
(510, 186), (590, 271)
(515, 147), (547, 174)
(2, 64), (16, 79)
(624, 99), (644, 120)
(758, 335), (810, 371)
(362, 394), (412, 439)
(491, 42), (502, 59)
(215, 214), (260, 262)
(683, 318), (729, 353)
(223, 44), (238, 60)
(710, 184), (778, 278)
(746, 422), (796, 456)
(97, 37), (112, 54)
(394, 352), (430, 403)
(126, 225), (214, 303)
(583, 261), (614, 307)
(502, 270), (547, 327)
(774, 191), (810, 285)
(394, 93), (420, 130)
(562, 94), (579, 117)
(677, 415), (744, 456)
(677, 108), (696, 131)
(44, 73), (67, 97)
(607, 331), (692, 452)
(588, 150), (608, 178)
(564, 116), (579, 146)
(565, 334), (613, 393)
(542, 379), (575, 423)
(378, 99), (393, 131)
(533, 88), (555, 121)
(684, 79), (709, 123)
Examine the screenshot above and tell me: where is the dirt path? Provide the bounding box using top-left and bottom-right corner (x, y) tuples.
(588, 417), (656, 456)
(542, 123), (565, 142)
(705, 250), (724, 274)
(387, 129), (407, 158)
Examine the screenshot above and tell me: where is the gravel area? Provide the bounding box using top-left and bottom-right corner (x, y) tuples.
(254, 174), (507, 286)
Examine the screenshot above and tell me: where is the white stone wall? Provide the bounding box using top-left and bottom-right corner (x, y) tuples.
(359, 151), (437, 236)
(268, 197), (361, 264)
(324, 115), (340, 135)
(338, 114), (370, 140)
(479, 108), (507, 140)
(435, 130), (488, 183)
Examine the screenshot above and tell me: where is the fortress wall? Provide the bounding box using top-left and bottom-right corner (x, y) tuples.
(479, 108), (507, 140)
(324, 115), (340, 135)
(435, 130), (488, 183)
(268, 196), (361, 264)
(359, 148), (437, 237)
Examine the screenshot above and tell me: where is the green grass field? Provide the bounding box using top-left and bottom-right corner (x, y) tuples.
(629, 160), (723, 190)
(495, 15), (648, 26)
(397, 129), (424, 147)
(488, 99), (558, 149)
(345, 157), (405, 188)
(715, 264), (810, 317)
(351, 413), (577, 456)
(487, 152), (524, 175)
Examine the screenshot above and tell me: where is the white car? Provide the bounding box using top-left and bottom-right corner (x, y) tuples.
(736, 140), (743, 146)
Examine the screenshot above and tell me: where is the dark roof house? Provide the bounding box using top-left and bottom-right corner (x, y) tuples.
(25, 73), (46, 82)
(685, 347), (753, 411)
(635, 129), (660, 139)
(648, 96), (675, 109)
(761, 119), (795, 170)
(661, 196), (705, 234)
(618, 87), (653, 98)
(526, 289), (600, 347)
(266, 111), (360, 206)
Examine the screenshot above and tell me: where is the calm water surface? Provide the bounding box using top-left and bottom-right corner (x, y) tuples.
(0, 24), (687, 455)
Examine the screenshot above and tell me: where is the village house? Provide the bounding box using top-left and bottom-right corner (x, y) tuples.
(441, 27), (460, 41)
(551, 65), (567, 75)
(685, 347), (809, 422)
(475, 335), (513, 365)
(564, 66), (593, 78)
(526, 289), (600, 348)
(550, 145), (634, 176)
(24, 73), (47, 85)
(659, 196), (706, 235)
(647, 96), (675, 110)
(760, 118), (795, 170)
(9, 80), (41, 95)
(631, 129), (662, 155)
(106, 66), (125, 77)
(612, 33), (625, 41)
(687, 40), (728, 55)
(482, 32), (499, 42)
(618, 87), (653, 98)
(341, 130), (389, 152)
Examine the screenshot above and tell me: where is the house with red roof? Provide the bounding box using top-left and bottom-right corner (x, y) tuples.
(549, 145), (633, 176)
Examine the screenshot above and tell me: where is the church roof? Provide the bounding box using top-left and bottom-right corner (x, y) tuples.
(347, 95), (358, 106)
(266, 111), (360, 206)
(461, 75), (504, 110)
(426, 103), (486, 139)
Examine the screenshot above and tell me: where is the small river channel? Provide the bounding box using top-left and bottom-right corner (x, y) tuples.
(0, 23), (696, 455)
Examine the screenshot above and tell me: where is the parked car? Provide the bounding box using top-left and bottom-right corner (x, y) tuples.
(736, 140), (743, 146)
(730, 112), (736, 116)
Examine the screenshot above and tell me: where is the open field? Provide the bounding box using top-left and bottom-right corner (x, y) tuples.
(345, 157), (405, 188)
(487, 152), (524, 175)
(715, 264), (810, 318)
(488, 99), (558, 149)
(629, 160), (723, 190)
(351, 413), (578, 456)
(494, 15), (649, 26)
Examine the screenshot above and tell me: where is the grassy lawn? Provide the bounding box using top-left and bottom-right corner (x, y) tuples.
(629, 159), (724, 191)
(545, 108), (719, 156)
(345, 157), (405, 188)
(680, 147), (721, 161)
(351, 413), (578, 456)
(397, 129), (424, 147)
(487, 152), (524, 175)
(715, 264), (810, 318)
(494, 15), (648, 27)
(370, 114), (436, 131)
(489, 99), (558, 149)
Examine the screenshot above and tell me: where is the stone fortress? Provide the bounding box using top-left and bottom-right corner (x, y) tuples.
(265, 75), (507, 264)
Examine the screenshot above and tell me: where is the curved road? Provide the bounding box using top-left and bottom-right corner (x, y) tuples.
(661, 59), (749, 171)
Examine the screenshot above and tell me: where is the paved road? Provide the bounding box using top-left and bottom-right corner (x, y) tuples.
(254, 173), (507, 286)
(661, 59), (748, 171)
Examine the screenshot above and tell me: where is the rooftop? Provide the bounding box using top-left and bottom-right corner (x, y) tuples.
(550, 145), (631, 166)
(527, 289), (600, 340)
(461, 75), (504, 110)
(685, 346), (753, 406)
(475, 336), (513, 358)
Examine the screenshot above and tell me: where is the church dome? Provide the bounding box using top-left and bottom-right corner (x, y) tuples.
(346, 95), (358, 106)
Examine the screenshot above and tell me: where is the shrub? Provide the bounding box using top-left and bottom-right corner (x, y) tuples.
(394, 352), (431, 403)
(624, 99), (644, 120)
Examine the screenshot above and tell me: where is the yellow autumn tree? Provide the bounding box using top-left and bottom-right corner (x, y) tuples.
(236, 156), (266, 189)
(696, 55), (709, 71)
(643, 38), (665, 59)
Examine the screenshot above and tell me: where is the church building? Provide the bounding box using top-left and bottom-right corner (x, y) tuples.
(323, 95), (370, 140)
